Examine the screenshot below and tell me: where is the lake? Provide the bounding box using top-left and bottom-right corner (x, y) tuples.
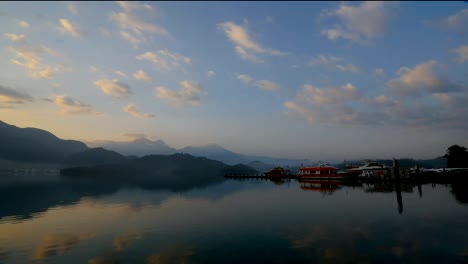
(1, 172), (468, 264)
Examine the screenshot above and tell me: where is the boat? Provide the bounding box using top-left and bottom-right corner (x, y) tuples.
(297, 162), (346, 180)
(264, 167), (291, 177)
(348, 162), (391, 179)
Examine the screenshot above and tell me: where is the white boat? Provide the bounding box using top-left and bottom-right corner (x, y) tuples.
(349, 162), (391, 178)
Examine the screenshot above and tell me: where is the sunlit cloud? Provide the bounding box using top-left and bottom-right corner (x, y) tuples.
(89, 66), (98, 73)
(111, 1), (167, 46)
(58, 18), (84, 38)
(95, 79), (133, 98)
(156, 80), (206, 107)
(133, 69), (152, 81)
(115, 70), (128, 78)
(237, 74), (282, 91)
(452, 45), (468, 64)
(0, 85), (34, 108)
(123, 103), (154, 119)
(8, 45), (69, 79)
(387, 60), (464, 96)
(207, 70), (216, 78)
(54, 95), (99, 115)
(309, 55), (360, 73)
(219, 21), (287, 62)
(33, 233), (95, 260)
(374, 68), (385, 76)
(321, 1), (398, 44)
(113, 231), (143, 251)
(18, 20), (30, 28)
(4, 33), (26, 43)
(136, 49), (191, 71)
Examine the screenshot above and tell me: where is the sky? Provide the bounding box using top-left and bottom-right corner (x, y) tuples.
(0, 1), (467, 161)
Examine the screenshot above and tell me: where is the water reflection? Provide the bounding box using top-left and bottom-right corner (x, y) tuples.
(0, 173), (467, 264)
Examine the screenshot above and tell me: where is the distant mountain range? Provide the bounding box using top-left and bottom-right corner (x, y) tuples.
(0, 120), (449, 169)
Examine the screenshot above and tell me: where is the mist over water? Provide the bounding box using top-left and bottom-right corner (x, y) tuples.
(1, 172), (467, 264)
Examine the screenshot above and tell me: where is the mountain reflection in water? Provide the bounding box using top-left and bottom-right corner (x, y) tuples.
(0, 172), (467, 264)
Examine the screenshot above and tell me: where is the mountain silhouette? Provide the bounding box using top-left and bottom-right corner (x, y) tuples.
(62, 147), (127, 166)
(0, 120), (87, 163)
(87, 137), (176, 156)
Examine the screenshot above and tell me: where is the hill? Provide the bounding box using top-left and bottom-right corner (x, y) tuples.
(0, 120), (88, 163)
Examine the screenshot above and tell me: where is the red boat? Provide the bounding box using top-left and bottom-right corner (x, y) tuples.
(297, 163), (346, 180)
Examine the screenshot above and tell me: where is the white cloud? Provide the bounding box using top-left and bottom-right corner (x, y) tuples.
(452, 45), (468, 64)
(309, 54), (360, 73)
(115, 70), (127, 78)
(156, 80), (206, 107)
(4, 33), (26, 43)
(387, 60), (464, 96)
(58, 18), (84, 38)
(19, 20), (30, 28)
(429, 8), (468, 31)
(120, 31), (140, 48)
(237, 74), (282, 91)
(321, 1), (398, 44)
(207, 70), (216, 78)
(123, 103), (154, 119)
(8, 45), (68, 79)
(89, 66), (98, 72)
(219, 21), (287, 62)
(265, 16), (274, 24)
(54, 95), (97, 115)
(133, 70), (152, 81)
(0, 85), (34, 108)
(94, 79), (133, 98)
(111, 2), (167, 46)
(136, 49), (191, 71)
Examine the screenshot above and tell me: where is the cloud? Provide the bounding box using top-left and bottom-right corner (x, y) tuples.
(428, 8), (468, 31)
(207, 70), (216, 78)
(309, 55), (360, 73)
(8, 45), (68, 79)
(58, 18), (84, 38)
(387, 60), (464, 96)
(113, 231), (143, 251)
(136, 49), (191, 71)
(19, 20), (30, 28)
(89, 66), (98, 72)
(33, 233), (95, 260)
(94, 79), (133, 98)
(123, 133), (147, 139)
(54, 95), (97, 115)
(111, 1), (167, 46)
(133, 70), (152, 81)
(66, 2), (78, 15)
(115, 70), (127, 78)
(4, 33), (26, 43)
(123, 103), (154, 119)
(452, 45), (468, 64)
(321, 1), (398, 44)
(219, 21), (287, 62)
(0, 85), (34, 108)
(374, 68), (385, 76)
(120, 31), (140, 48)
(265, 16), (274, 23)
(156, 80), (207, 107)
(237, 74), (282, 91)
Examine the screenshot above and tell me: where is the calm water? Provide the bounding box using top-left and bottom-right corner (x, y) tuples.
(1, 172), (468, 264)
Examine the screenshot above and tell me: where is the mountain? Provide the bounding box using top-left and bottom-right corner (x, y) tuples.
(0, 120), (88, 163)
(62, 147), (127, 166)
(87, 138), (176, 157)
(178, 144), (314, 167)
(61, 153), (258, 189)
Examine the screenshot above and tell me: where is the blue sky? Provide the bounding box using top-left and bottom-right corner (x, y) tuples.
(0, 1), (467, 161)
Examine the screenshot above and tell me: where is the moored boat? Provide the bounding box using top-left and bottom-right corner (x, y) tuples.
(297, 162), (346, 180)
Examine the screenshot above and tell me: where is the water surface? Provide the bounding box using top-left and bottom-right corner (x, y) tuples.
(1, 173), (467, 264)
